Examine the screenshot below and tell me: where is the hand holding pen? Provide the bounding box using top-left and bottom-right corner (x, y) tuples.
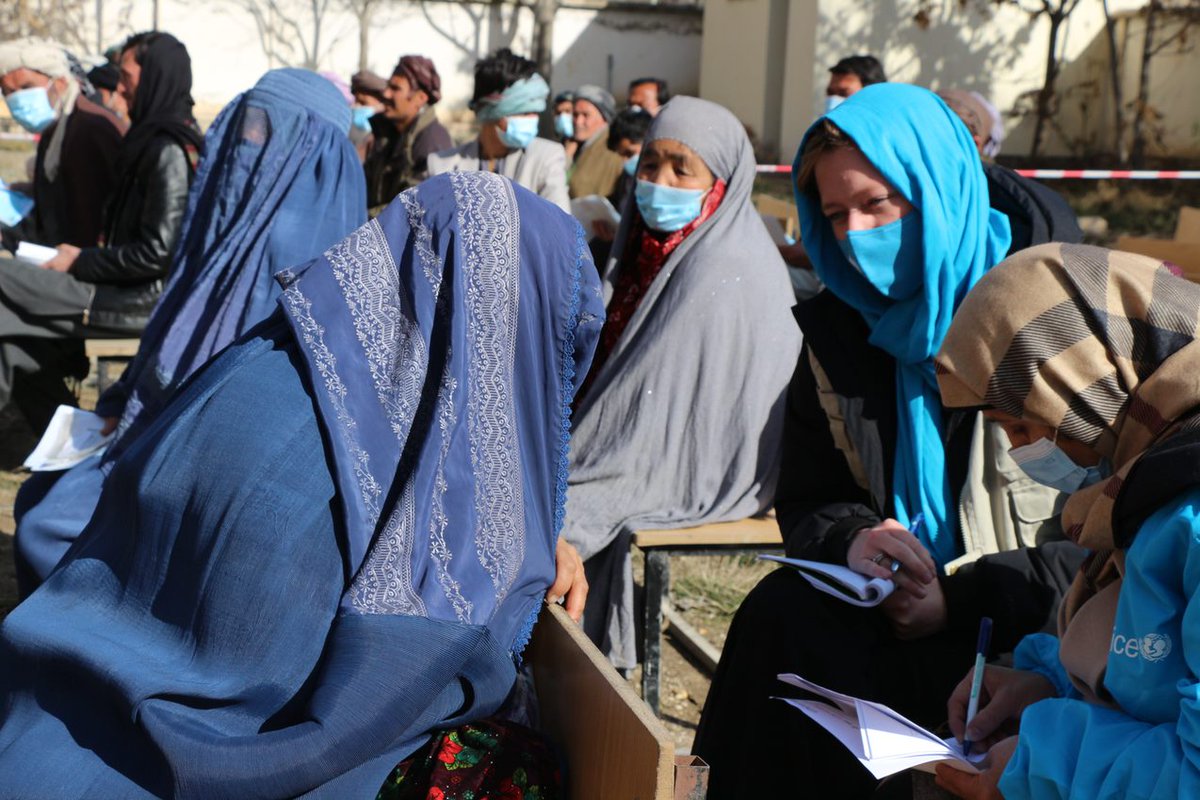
(946, 646), (1057, 755)
(846, 513), (937, 598)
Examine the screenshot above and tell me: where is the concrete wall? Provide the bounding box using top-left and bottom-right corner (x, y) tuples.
(697, 0), (1200, 163)
(83, 0), (701, 125)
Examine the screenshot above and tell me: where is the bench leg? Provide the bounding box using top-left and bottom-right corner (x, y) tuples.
(642, 548), (669, 716)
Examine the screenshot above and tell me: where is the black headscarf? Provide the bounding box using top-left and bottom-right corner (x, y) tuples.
(116, 32), (204, 178)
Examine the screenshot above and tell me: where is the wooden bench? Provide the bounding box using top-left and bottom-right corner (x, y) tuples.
(632, 515), (784, 716)
(527, 602), (708, 799)
(84, 338), (139, 394)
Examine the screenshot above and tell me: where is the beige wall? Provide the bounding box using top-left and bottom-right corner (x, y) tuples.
(698, 0), (1200, 162)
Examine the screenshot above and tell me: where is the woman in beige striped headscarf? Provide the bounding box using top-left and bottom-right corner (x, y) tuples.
(933, 242), (1200, 800)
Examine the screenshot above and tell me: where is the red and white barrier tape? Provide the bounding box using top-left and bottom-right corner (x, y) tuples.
(755, 164), (1200, 179)
(0, 131), (36, 142)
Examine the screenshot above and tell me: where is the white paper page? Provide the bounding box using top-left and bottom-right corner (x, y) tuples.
(570, 195), (621, 233)
(24, 405), (114, 471)
(760, 213), (792, 246)
(776, 674), (984, 779)
(15, 241), (57, 267)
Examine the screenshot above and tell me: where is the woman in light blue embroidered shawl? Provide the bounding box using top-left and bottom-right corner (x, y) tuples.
(0, 173), (603, 799)
(12, 68), (366, 596)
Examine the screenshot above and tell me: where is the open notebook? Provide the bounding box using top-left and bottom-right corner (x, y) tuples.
(775, 673), (985, 780)
(759, 555), (895, 607)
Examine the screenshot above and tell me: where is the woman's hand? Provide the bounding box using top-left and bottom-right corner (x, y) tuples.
(946, 665), (1056, 750)
(100, 417), (119, 436)
(547, 537), (588, 622)
(41, 244), (80, 273)
(846, 519), (936, 596)
(880, 576), (946, 639)
(934, 735), (1017, 799)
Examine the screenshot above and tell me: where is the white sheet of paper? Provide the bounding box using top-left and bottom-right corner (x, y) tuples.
(570, 195), (621, 234)
(776, 673), (985, 780)
(15, 241), (57, 267)
(760, 213), (792, 246)
(23, 405), (113, 471)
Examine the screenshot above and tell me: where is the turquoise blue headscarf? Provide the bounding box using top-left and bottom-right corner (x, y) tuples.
(473, 73), (549, 121)
(792, 83), (1012, 569)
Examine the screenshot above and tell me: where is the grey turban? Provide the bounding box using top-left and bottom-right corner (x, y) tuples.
(574, 84), (615, 122)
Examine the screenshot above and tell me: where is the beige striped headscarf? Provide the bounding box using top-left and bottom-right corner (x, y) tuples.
(936, 242), (1200, 550)
(937, 243), (1200, 704)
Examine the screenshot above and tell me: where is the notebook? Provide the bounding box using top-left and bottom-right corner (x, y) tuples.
(758, 554), (895, 607)
(775, 673), (986, 780)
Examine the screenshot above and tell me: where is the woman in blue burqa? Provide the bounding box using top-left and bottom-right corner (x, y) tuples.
(0, 170), (603, 799)
(12, 68), (367, 596)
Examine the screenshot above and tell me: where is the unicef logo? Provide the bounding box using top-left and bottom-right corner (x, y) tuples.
(1141, 634), (1172, 662)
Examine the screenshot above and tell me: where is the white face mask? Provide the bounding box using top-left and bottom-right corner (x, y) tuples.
(1009, 437), (1107, 494)
(824, 95), (845, 114)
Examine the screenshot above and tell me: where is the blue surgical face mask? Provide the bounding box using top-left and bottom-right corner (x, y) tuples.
(498, 115), (538, 150)
(824, 95), (845, 114)
(554, 111), (574, 139)
(1009, 437), (1108, 494)
(623, 156), (638, 176)
(836, 211), (923, 299)
(635, 179), (708, 233)
(6, 86), (57, 133)
(351, 105), (377, 132)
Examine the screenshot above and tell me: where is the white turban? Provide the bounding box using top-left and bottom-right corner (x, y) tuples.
(0, 37), (72, 79)
(0, 37), (82, 181)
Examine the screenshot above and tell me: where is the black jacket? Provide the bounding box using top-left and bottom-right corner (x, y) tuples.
(777, 291), (1085, 652)
(984, 163), (1083, 253)
(70, 134), (193, 333)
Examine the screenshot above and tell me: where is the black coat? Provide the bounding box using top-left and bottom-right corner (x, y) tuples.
(70, 134), (194, 333)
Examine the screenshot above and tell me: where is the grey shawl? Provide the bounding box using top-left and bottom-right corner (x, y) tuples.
(564, 96), (801, 668)
(427, 136), (570, 212)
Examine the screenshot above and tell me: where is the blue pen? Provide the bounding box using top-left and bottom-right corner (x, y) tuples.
(962, 616), (994, 758)
(893, 513), (925, 573)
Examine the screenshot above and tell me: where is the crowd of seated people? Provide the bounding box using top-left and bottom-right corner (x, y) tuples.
(2, 29), (1192, 800)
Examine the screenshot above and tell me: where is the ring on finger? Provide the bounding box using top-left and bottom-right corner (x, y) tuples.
(870, 552), (899, 572)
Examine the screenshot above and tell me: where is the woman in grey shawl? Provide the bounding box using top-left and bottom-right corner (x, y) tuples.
(565, 96), (801, 669)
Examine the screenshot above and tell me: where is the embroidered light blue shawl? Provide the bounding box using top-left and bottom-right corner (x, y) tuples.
(793, 83), (1012, 568)
(278, 171), (604, 650)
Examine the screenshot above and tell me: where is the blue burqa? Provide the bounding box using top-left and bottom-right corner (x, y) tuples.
(793, 83), (1012, 568)
(0, 172), (603, 798)
(13, 68), (367, 595)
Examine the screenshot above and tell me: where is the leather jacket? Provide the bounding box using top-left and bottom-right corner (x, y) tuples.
(70, 134), (193, 333)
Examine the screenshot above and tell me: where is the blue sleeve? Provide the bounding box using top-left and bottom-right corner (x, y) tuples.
(998, 489), (1200, 800)
(1012, 633), (1079, 700)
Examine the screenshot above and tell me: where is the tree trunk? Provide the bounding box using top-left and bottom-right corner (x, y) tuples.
(532, 0), (556, 87)
(358, 2), (373, 71)
(1101, 0), (1130, 164)
(1130, 0), (1159, 168)
(1031, 12), (1063, 157)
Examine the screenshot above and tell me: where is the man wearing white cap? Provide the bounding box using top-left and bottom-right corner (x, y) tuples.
(0, 37), (124, 250)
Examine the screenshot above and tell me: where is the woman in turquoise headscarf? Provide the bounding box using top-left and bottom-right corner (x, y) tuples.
(692, 83), (1087, 798)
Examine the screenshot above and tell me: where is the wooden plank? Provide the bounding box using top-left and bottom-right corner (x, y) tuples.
(84, 339), (140, 358)
(527, 603), (674, 800)
(632, 516), (782, 549)
(663, 604), (721, 673)
(1176, 206), (1200, 243)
